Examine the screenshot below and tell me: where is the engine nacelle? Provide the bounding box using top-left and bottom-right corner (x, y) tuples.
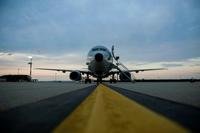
(119, 71), (131, 82)
(69, 71), (82, 81)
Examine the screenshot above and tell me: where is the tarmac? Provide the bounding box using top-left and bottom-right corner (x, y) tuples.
(0, 81), (200, 133)
(111, 82), (200, 108)
(0, 82), (92, 111)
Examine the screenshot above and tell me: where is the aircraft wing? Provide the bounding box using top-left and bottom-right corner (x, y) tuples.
(36, 68), (91, 74)
(110, 68), (166, 74)
(128, 68), (167, 73)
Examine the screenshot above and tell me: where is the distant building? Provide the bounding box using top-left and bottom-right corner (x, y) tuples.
(0, 75), (32, 82)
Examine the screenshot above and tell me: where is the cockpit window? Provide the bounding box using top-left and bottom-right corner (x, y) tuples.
(100, 48), (106, 51)
(92, 48), (106, 51)
(92, 48), (98, 51)
(88, 46), (112, 62)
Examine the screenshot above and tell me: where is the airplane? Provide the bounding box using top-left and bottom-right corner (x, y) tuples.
(37, 45), (165, 83)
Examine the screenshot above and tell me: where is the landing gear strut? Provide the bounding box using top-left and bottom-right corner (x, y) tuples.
(85, 79), (91, 84)
(110, 74), (117, 83)
(96, 77), (102, 85)
(85, 74), (91, 84)
(110, 79), (117, 83)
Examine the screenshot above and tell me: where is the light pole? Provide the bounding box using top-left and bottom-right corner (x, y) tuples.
(28, 56), (32, 79)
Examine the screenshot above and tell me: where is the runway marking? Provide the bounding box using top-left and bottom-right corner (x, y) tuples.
(109, 84), (200, 132)
(53, 84), (188, 133)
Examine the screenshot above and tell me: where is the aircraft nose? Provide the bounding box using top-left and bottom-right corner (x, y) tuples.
(95, 53), (103, 62)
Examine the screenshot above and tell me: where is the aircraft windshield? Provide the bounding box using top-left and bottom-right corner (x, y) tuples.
(87, 46), (112, 63)
(92, 48), (106, 51)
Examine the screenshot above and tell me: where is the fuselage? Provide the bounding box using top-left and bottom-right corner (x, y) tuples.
(87, 46), (113, 78)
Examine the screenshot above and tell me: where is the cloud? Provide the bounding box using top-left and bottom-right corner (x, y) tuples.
(0, 0), (200, 80)
(1, 0), (200, 60)
(0, 52), (86, 68)
(0, 52), (86, 80)
(0, 51), (200, 80)
(125, 56), (200, 68)
(161, 63), (183, 68)
(122, 56), (200, 79)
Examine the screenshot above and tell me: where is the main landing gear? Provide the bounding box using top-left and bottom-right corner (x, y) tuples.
(110, 79), (117, 83)
(85, 74), (91, 84)
(85, 78), (91, 84)
(110, 74), (117, 83)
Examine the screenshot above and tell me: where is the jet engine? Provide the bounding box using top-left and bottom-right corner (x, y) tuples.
(69, 71), (82, 81)
(119, 71), (131, 82)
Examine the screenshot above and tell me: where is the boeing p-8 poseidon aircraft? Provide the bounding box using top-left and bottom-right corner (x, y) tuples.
(37, 45), (164, 83)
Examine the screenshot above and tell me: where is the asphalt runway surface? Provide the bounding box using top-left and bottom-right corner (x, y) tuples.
(0, 82), (93, 111)
(0, 82), (199, 133)
(111, 82), (200, 108)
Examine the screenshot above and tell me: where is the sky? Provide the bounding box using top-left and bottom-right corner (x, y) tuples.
(0, 0), (200, 80)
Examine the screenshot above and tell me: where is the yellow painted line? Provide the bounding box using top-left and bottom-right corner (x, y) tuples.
(53, 84), (188, 133)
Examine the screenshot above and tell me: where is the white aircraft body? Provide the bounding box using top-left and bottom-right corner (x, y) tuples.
(37, 45), (165, 83)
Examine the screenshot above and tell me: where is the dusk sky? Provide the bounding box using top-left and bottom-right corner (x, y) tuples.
(0, 0), (200, 80)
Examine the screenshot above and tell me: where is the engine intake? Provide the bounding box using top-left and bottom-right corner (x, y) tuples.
(69, 71), (82, 81)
